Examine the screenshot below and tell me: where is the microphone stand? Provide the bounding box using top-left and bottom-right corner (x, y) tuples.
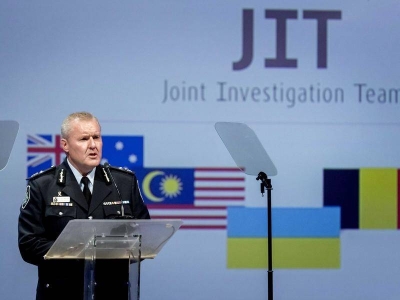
(256, 171), (273, 300)
(104, 163), (134, 220)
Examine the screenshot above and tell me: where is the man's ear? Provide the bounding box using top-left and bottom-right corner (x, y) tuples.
(61, 138), (69, 153)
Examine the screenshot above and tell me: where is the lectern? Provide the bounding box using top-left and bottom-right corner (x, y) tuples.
(44, 219), (182, 300)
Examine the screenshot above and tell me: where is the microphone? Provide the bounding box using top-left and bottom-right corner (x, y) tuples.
(103, 162), (133, 219)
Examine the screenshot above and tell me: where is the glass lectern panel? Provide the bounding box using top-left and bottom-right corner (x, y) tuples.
(45, 219), (182, 300)
(45, 219), (182, 259)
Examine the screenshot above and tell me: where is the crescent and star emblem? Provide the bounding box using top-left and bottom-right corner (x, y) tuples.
(142, 171), (165, 202)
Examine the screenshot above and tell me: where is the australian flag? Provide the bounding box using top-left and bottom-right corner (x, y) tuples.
(27, 134), (143, 177)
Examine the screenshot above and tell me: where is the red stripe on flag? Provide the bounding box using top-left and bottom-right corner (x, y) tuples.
(180, 225), (226, 230)
(147, 204), (227, 210)
(195, 196), (245, 200)
(195, 177), (244, 181)
(195, 167), (242, 172)
(398, 169), (400, 229)
(195, 187), (245, 191)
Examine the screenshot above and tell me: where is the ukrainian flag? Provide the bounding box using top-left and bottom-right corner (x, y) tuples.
(227, 207), (341, 269)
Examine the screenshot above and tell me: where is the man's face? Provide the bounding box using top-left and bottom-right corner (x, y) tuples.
(61, 118), (102, 175)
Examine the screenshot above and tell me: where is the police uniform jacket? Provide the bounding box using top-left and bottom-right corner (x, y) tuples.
(18, 159), (150, 300)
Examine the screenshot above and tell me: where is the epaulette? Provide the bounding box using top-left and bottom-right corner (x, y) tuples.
(108, 165), (135, 175)
(26, 166), (56, 180)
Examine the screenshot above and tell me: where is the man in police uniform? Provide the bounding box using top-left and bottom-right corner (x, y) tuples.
(18, 112), (150, 300)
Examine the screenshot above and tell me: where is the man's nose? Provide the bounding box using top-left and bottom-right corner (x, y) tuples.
(89, 137), (96, 147)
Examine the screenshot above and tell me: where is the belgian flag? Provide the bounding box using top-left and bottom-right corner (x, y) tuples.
(324, 168), (400, 229)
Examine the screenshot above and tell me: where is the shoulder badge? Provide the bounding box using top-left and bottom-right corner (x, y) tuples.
(26, 166), (56, 181)
(21, 185), (31, 209)
(108, 165), (135, 175)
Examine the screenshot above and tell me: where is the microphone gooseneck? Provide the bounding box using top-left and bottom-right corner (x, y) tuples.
(104, 162), (133, 219)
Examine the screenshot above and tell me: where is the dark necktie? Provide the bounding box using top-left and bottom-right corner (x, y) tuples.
(81, 176), (92, 206)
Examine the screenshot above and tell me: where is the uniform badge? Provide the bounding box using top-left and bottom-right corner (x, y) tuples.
(52, 196), (70, 203)
(56, 168), (66, 186)
(21, 185), (31, 209)
(51, 194), (72, 206)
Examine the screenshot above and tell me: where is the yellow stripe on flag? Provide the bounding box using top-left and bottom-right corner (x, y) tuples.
(359, 168), (397, 229)
(227, 238), (340, 269)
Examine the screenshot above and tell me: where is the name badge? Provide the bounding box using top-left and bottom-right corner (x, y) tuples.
(53, 196), (70, 203)
(103, 200), (130, 206)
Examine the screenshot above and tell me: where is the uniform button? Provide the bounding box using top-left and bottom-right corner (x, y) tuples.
(58, 212), (63, 216)
(45, 284), (50, 288)
(88, 216), (93, 220)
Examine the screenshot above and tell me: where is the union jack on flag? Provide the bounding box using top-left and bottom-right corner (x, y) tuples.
(27, 134), (65, 177)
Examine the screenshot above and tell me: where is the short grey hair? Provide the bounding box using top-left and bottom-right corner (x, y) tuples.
(61, 112), (101, 138)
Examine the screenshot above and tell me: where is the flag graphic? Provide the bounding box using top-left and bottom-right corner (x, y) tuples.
(324, 168), (399, 229)
(27, 134), (65, 177)
(27, 134), (144, 177)
(227, 207), (341, 269)
(135, 167), (246, 230)
(101, 136), (143, 169)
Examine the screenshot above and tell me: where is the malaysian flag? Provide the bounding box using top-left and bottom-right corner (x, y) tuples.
(27, 134), (144, 177)
(135, 167), (246, 230)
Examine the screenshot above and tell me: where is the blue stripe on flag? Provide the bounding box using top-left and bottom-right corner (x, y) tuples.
(227, 207), (341, 238)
